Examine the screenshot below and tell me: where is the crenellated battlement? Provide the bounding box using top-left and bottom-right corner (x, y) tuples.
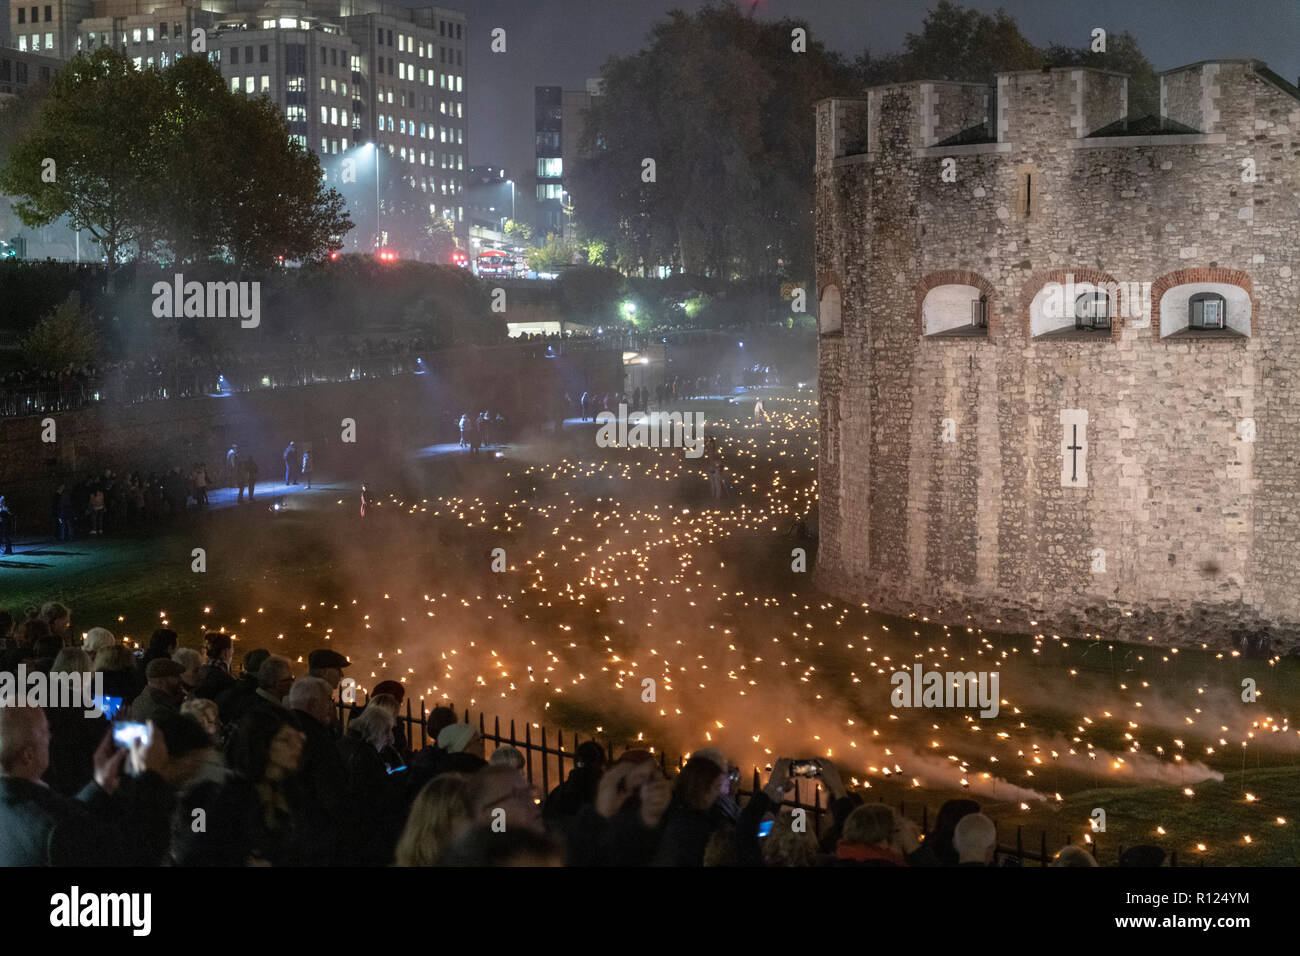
(817, 59), (1296, 170)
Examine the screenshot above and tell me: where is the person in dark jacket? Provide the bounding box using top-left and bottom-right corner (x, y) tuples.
(138, 627), (178, 679)
(43, 648), (109, 797)
(566, 755), (672, 867)
(130, 658), (187, 724)
(172, 707), (309, 866)
(194, 632), (236, 702)
(544, 740), (606, 836)
(652, 754), (731, 867)
(0, 495), (13, 555)
(925, 798), (982, 867)
(215, 648), (271, 725)
(335, 702), (404, 864)
(0, 706), (155, 866)
(287, 676), (348, 865)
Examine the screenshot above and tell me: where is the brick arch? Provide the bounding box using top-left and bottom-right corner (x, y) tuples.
(817, 270), (842, 298)
(915, 269), (997, 337)
(1151, 268), (1255, 340)
(1020, 267), (1124, 340)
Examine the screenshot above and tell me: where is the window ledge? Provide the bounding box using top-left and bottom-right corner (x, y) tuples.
(925, 326), (988, 340)
(1033, 327), (1115, 343)
(1161, 328), (1249, 342)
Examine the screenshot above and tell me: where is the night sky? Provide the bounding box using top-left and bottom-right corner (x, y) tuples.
(424, 0), (1300, 218)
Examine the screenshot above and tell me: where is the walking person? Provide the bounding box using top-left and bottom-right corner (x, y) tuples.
(458, 413), (469, 449)
(301, 447), (313, 490)
(360, 484), (371, 518)
(89, 485), (105, 536)
(580, 391), (590, 422)
(708, 460), (724, 500)
(226, 444), (240, 489)
(193, 463), (209, 508)
(283, 441), (297, 486)
(0, 495), (13, 555)
(242, 456), (259, 502)
(52, 484), (72, 541)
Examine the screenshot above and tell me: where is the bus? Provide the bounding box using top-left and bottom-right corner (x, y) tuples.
(475, 249), (515, 276)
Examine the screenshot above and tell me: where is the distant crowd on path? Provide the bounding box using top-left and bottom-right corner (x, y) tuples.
(0, 598), (1183, 868)
(457, 410), (506, 454)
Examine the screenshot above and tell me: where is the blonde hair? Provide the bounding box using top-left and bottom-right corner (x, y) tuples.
(93, 645), (135, 672)
(841, 803), (896, 846)
(762, 818), (819, 867)
(394, 773), (474, 866)
(50, 647), (90, 675)
(180, 698), (220, 738)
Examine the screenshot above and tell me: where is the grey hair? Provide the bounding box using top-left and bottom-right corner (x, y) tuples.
(256, 655), (293, 690)
(288, 675), (334, 711)
(349, 702), (395, 750)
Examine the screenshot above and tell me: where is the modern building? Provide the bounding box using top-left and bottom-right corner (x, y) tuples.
(532, 78), (602, 239)
(0, 45), (60, 96)
(814, 60), (1300, 649)
(9, 0), (93, 60)
(9, 0), (467, 260)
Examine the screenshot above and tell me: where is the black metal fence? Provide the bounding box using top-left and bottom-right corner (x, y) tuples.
(335, 693), (1184, 867)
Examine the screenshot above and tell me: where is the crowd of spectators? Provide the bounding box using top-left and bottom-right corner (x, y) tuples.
(0, 599), (1181, 868)
(21, 465), (219, 542)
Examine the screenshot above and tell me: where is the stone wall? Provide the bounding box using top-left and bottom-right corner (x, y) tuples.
(814, 61), (1300, 649)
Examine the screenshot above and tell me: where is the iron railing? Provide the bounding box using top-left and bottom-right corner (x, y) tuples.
(333, 692), (1182, 866)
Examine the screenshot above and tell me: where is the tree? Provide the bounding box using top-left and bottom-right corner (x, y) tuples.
(22, 292), (98, 373)
(558, 265), (625, 324)
(854, 3), (1158, 119)
(855, 1), (1044, 86)
(0, 48), (352, 269)
(1043, 33), (1159, 118)
(0, 48), (166, 264)
(503, 219), (533, 243)
(208, 86), (351, 269)
(568, 2), (855, 278)
(527, 233), (577, 273)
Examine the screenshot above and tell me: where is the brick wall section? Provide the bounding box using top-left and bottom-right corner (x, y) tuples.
(814, 61), (1300, 649)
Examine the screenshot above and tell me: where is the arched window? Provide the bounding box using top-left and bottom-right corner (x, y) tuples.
(922, 283), (986, 337)
(1189, 292), (1226, 331)
(1157, 279), (1250, 339)
(819, 284), (842, 335)
(1074, 292), (1111, 331)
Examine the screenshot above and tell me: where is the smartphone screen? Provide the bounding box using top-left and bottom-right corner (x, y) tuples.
(757, 820), (774, 838)
(112, 721), (151, 749)
(386, 764), (408, 775)
(97, 696), (124, 720)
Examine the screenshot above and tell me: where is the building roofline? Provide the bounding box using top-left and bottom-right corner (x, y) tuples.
(860, 78), (992, 94)
(1157, 58), (1260, 75)
(995, 66), (1130, 80)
